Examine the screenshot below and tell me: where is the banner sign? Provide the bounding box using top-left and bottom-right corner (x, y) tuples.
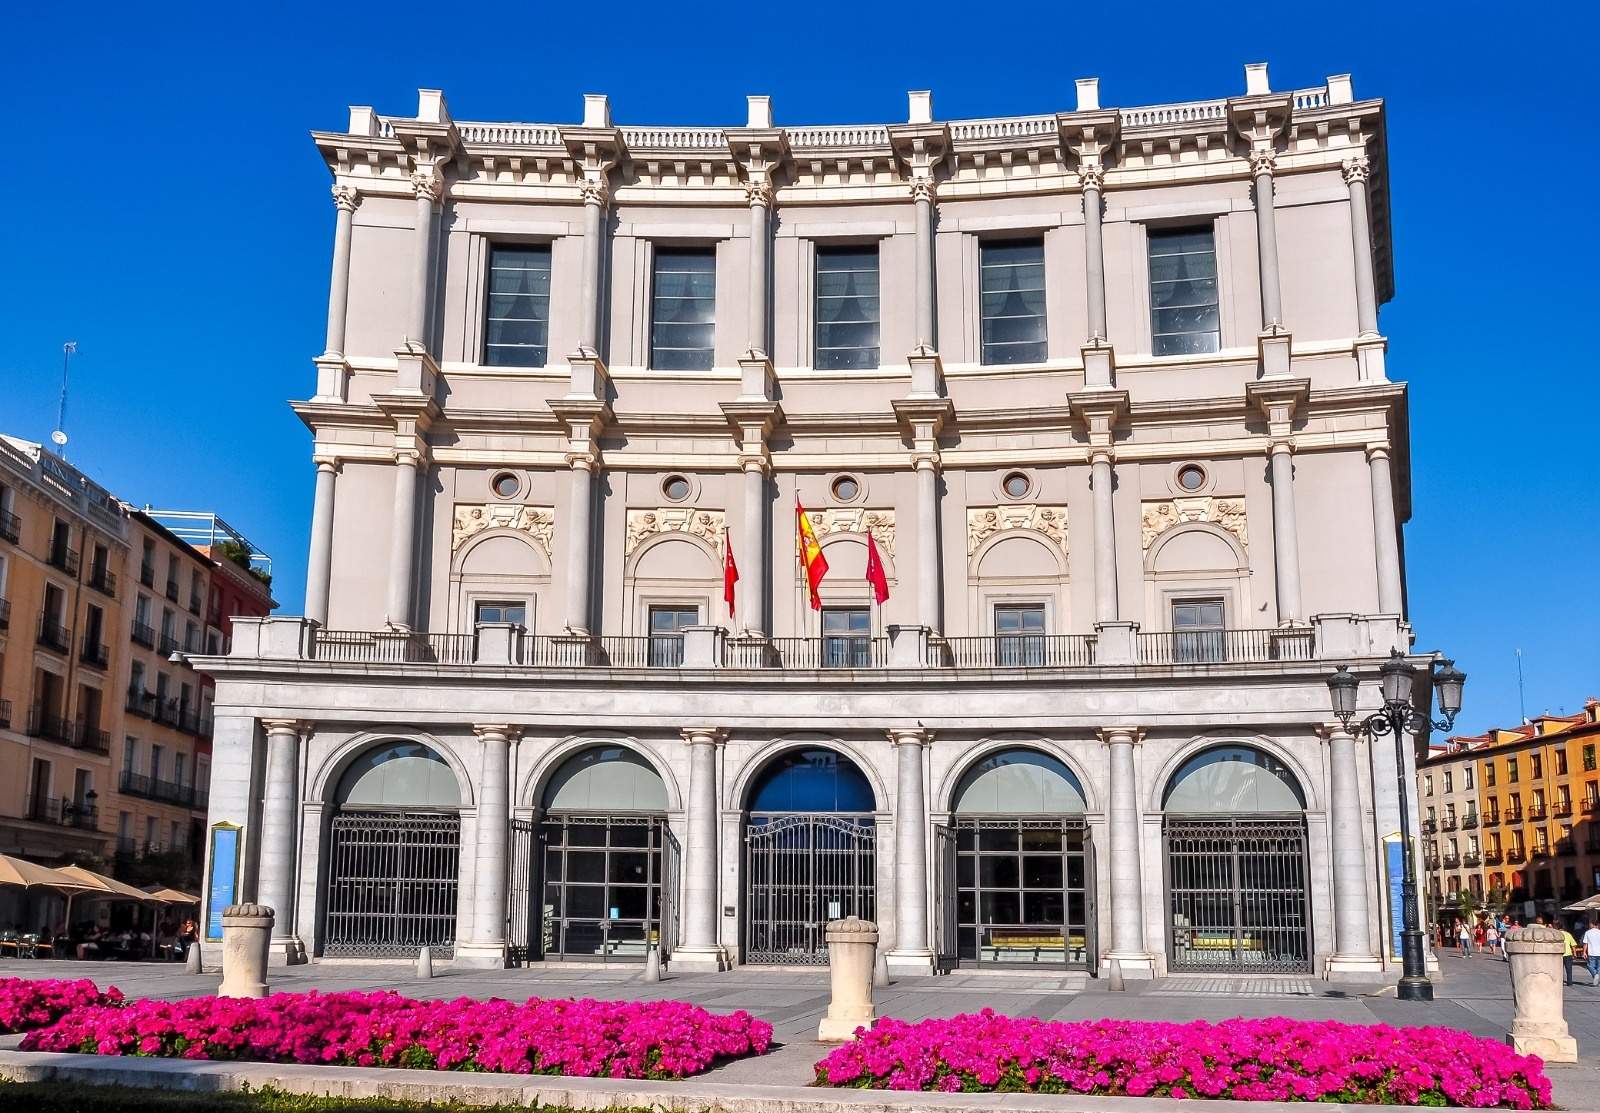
(1384, 835), (1406, 961)
(205, 823), (242, 941)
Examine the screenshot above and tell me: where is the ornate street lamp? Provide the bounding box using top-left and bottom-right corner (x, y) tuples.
(1327, 650), (1466, 1002)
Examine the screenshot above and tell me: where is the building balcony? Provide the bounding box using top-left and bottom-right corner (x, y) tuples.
(1462, 813), (1478, 829)
(1504, 808), (1524, 823)
(35, 614), (71, 654)
(88, 565), (117, 598)
(118, 769), (199, 808)
(1586, 798), (1600, 815)
(1482, 812), (1500, 827)
(0, 596), (10, 631)
(1441, 816), (1458, 831)
(1553, 803), (1573, 818)
(139, 561), (155, 588)
(1507, 848), (1527, 863)
(0, 697), (10, 731)
(23, 795), (100, 831)
(1421, 818), (1437, 834)
(1527, 806), (1547, 821)
(0, 507), (19, 544)
(1557, 839), (1576, 856)
(165, 579), (180, 602)
(187, 594), (201, 616)
(79, 636), (109, 671)
(131, 620), (156, 648)
(125, 687), (156, 717)
(24, 710), (109, 755)
(1484, 849), (1504, 865)
(45, 543), (79, 577)
(1462, 853), (1481, 867)
(1424, 855), (1441, 870)
(1442, 854), (1461, 869)
(1531, 846), (1550, 861)
(158, 633), (181, 656)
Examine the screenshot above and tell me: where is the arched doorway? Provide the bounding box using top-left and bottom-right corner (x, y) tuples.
(324, 741), (462, 957)
(529, 745), (675, 963)
(938, 748), (1094, 969)
(1162, 744), (1311, 972)
(743, 748), (876, 964)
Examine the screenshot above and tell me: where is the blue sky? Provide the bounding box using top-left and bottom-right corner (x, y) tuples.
(5, 1), (1594, 734)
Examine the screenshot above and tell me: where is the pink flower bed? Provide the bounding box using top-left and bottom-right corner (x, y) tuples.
(0, 977), (123, 1034)
(814, 1012), (1551, 1109)
(21, 989), (771, 1079)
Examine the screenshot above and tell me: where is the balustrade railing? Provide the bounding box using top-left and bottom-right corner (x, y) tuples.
(1136, 627), (1312, 665)
(770, 636), (889, 670)
(120, 769), (199, 808)
(941, 634), (1096, 669)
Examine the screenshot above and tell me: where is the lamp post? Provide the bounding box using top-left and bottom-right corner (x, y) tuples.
(1327, 650), (1466, 1002)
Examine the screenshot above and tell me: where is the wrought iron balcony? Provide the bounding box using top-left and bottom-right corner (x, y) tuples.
(188, 593), (201, 616)
(1421, 818), (1437, 833)
(1483, 812), (1500, 827)
(1462, 813), (1479, 829)
(1484, 849), (1504, 865)
(1527, 806), (1547, 821)
(1507, 847), (1527, 863)
(165, 578), (180, 601)
(1553, 803), (1573, 817)
(1557, 839), (1576, 856)
(1441, 816), (1458, 831)
(1442, 853), (1461, 868)
(35, 614), (70, 654)
(24, 710), (109, 754)
(131, 620), (156, 648)
(0, 508), (19, 544)
(139, 561), (155, 588)
(0, 697), (10, 731)
(1424, 854), (1441, 869)
(1504, 808), (1524, 823)
(118, 769), (199, 808)
(125, 687), (156, 716)
(88, 564), (117, 597)
(45, 542), (79, 576)
(1462, 853), (1481, 867)
(1586, 798), (1600, 814)
(79, 636), (109, 670)
(158, 633), (181, 656)
(24, 795), (100, 831)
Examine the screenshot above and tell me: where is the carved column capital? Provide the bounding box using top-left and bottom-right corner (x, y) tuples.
(1341, 155), (1371, 185)
(1076, 163), (1106, 192)
(261, 718), (309, 738)
(1097, 726), (1146, 747)
(579, 175), (611, 207)
(409, 168), (444, 203)
(1364, 443), (1392, 463)
(887, 727), (931, 748)
(311, 454), (342, 474)
(909, 175), (937, 204)
(393, 446), (426, 469)
(1249, 149), (1278, 177)
(331, 184), (361, 213)
(680, 726), (727, 747)
(474, 723), (522, 743)
(564, 450), (601, 473)
(743, 179), (773, 207)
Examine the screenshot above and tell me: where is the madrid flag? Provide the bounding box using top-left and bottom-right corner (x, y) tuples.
(796, 498), (829, 610)
(865, 532), (890, 605)
(723, 530), (739, 619)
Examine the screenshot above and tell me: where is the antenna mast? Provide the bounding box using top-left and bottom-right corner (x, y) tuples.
(1516, 648), (1527, 725)
(53, 341), (77, 457)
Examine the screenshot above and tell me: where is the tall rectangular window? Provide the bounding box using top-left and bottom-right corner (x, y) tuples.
(821, 607), (871, 668)
(994, 603), (1046, 666)
(980, 239), (1046, 364)
(484, 245), (552, 367)
(1170, 597), (1225, 663)
(650, 248), (716, 370)
(814, 246), (879, 370)
(647, 605), (699, 667)
(1148, 226), (1220, 355)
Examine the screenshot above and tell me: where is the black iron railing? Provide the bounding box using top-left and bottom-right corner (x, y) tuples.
(46, 543), (79, 576)
(36, 615), (71, 653)
(119, 769), (199, 808)
(0, 508), (19, 544)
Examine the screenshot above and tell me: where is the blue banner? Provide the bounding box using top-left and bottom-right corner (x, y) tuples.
(1385, 837), (1405, 960)
(206, 825), (241, 941)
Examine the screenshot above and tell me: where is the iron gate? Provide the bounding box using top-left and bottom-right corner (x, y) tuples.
(324, 810), (461, 957)
(1165, 815), (1310, 973)
(745, 813), (875, 964)
(507, 817), (536, 966)
(934, 824), (958, 970)
(537, 815), (678, 962)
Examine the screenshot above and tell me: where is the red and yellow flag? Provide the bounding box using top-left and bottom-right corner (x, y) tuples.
(796, 498), (829, 610)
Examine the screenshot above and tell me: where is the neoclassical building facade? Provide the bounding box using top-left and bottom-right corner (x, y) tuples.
(199, 64), (1443, 979)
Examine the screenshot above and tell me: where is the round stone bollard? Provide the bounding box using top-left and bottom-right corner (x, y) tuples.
(218, 904), (274, 999)
(1505, 925), (1577, 1062)
(818, 916), (878, 1043)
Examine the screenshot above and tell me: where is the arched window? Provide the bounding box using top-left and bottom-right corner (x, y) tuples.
(952, 749), (1086, 814)
(334, 741), (460, 810)
(747, 748), (875, 813)
(1162, 745), (1305, 814)
(542, 746), (668, 812)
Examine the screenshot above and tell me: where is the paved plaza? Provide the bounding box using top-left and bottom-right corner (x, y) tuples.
(5, 954), (1599, 1105)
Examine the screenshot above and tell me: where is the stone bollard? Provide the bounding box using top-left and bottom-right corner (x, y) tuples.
(1505, 925), (1578, 1062)
(818, 916), (878, 1042)
(644, 941), (662, 983)
(218, 904), (273, 999)
(873, 950), (890, 988)
(416, 946), (434, 978)
(184, 943), (203, 974)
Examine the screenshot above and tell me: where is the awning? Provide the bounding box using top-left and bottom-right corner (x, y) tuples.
(1563, 893), (1600, 913)
(143, 886), (200, 904)
(55, 865), (157, 903)
(0, 853), (103, 893)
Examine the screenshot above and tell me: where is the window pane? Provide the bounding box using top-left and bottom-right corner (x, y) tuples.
(651, 249), (716, 370)
(981, 240), (1046, 366)
(485, 245), (552, 367)
(815, 247), (879, 370)
(1147, 227), (1220, 356)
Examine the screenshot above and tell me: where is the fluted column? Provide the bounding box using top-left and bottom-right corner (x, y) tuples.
(1366, 445), (1405, 616)
(563, 456), (596, 633)
(458, 724), (514, 967)
(257, 719), (306, 964)
(1268, 441), (1303, 623)
(1251, 151), (1283, 330)
(676, 727), (729, 971)
(303, 458), (338, 626)
(1325, 724), (1381, 973)
(745, 181), (771, 357)
(1102, 727), (1151, 975)
(576, 178), (609, 354)
(1342, 156), (1379, 337)
(1090, 451), (1119, 623)
(887, 729), (933, 972)
(1079, 166), (1108, 341)
(911, 176), (937, 351)
(407, 169), (442, 352)
(914, 451), (941, 632)
(323, 186), (359, 357)
(384, 448), (422, 629)
(740, 459), (767, 635)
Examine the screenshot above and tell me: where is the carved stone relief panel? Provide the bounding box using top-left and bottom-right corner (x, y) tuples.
(966, 505), (1068, 557)
(624, 507), (728, 557)
(452, 504), (556, 555)
(804, 507), (896, 558)
(1139, 496), (1248, 550)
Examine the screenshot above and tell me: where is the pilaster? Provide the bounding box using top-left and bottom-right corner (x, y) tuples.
(677, 727), (730, 972)
(886, 727), (935, 976)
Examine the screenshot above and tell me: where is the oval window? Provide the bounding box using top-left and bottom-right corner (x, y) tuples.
(831, 475), (860, 502)
(1002, 471), (1031, 499)
(1177, 464), (1207, 492)
(662, 474), (692, 502)
(491, 472), (520, 499)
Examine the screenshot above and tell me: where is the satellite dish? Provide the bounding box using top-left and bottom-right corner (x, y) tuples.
(50, 430), (68, 446)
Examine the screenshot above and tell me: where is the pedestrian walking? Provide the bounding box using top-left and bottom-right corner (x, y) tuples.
(1457, 919), (1473, 957)
(1486, 920), (1500, 958)
(1560, 922), (1578, 986)
(1584, 920), (1600, 986)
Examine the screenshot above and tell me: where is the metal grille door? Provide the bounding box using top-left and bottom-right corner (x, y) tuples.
(745, 814), (875, 964)
(934, 824), (958, 970)
(325, 810), (461, 957)
(507, 818), (535, 966)
(538, 815), (670, 962)
(950, 817), (1092, 968)
(1165, 816), (1310, 973)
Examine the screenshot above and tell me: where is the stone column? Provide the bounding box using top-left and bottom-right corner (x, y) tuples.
(576, 178), (609, 353)
(303, 458), (338, 626)
(911, 176), (937, 351)
(746, 180), (772, 357)
(1324, 724), (1381, 975)
(458, 724), (514, 968)
(407, 169), (442, 351)
(562, 456), (596, 633)
(1102, 727), (1152, 977)
(676, 727), (728, 971)
(741, 459), (767, 635)
(1366, 445), (1404, 617)
(256, 719), (306, 965)
(1268, 441), (1303, 624)
(914, 451), (941, 633)
(384, 447), (422, 630)
(1342, 155), (1379, 337)
(1090, 451), (1119, 623)
(886, 729), (934, 974)
(1079, 166), (1108, 341)
(323, 186), (359, 358)
(1251, 151), (1283, 330)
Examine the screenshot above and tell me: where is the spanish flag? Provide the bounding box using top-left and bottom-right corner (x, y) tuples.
(796, 497), (829, 610)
